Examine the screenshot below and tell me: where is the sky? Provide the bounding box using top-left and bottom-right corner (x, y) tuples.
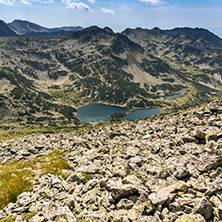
(1, 0), (222, 37)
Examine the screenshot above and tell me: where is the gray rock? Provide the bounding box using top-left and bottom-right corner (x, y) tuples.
(149, 185), (176, 206)
(192, 128), (206, 140)
(193, 197), (213, 220)
(117, 198), (134, 210)
(45, 206), (77, 221)
(174, 167), (190, 180)
(0, 210), (6, 220)
(102, 179), (138, 200)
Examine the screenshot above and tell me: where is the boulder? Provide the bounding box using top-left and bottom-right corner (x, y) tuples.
(193, 197), (213, 220)
(149, 185), (176, 206)
(102, 179), (139, 200)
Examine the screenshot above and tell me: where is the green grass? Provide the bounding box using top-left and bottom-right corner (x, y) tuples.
(82, 173), (92, 182)
(0, 162), (33, 209)
(0, 152), (72, 210)
(49, 90), (65, 97)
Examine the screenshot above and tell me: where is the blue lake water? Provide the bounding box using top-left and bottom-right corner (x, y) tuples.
(121, 108), (162, 120)
(77, 103), (129, 123)
(153, 93), (187, 99)
(77, 103), (161, 123)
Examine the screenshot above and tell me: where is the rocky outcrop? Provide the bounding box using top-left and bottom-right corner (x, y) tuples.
(0, 100), (222, 221)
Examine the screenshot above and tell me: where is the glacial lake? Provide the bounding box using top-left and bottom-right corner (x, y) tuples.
(153, 93), (187, 99)
(77, 103), (162, 123)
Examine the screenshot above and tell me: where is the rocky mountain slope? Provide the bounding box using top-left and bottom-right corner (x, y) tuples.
(0, 20), (17, 37)
(0, 99), (222, 221)
(8, 20), (83, 38)
(0, 22), (222, 131)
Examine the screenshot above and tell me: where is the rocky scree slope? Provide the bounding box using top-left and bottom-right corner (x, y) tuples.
(0, 100), (222, 221)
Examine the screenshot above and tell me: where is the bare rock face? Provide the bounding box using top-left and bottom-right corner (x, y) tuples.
(0, 99), (222, 221)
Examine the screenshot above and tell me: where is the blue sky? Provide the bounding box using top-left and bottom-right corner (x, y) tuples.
(1, 0), (222, 37)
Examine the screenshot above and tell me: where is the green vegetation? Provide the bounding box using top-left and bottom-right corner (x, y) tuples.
(110, 112), (127, 120)
(0, 152), (72, 209)
(0, 168), (32, 210)
(82, 173), (92, 182)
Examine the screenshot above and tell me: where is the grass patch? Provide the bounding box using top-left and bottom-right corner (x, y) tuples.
(49, 90), (65, 97)
(39, 156), (71, 178)
(0, 167), (33, 210)
(82, 173), (92, 182)
(0, 152), (72, 210)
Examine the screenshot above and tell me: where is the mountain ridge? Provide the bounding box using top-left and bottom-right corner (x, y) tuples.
(122, 26), (222, 47)
(7, 19), (83, 38)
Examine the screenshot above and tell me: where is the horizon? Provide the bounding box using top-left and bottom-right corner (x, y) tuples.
(1, 0), (222, 38)
(3, 18), (222, 40)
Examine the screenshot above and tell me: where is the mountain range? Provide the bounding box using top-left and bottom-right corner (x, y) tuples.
(0, 19), (83, 38)
(0, 19), (222, 131)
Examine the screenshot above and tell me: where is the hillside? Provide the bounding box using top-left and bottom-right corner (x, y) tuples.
(0, 99), (222, 221)
(0, 23), (222, 132)
(0, 20), (17, 37)
(8, 20), (83, 38)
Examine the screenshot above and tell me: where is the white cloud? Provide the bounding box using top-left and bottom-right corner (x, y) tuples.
(67, 2), (90, 11)
(139, 0), (161, 5)
(21, 0), (31, 5)
(88, 0), (95, 4)
(102, 7), (114, 15)
(62, 0), (90, 11)
(0, 0), (14, 6)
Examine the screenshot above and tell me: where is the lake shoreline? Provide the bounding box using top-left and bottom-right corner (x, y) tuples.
(76, 103), (162, 123)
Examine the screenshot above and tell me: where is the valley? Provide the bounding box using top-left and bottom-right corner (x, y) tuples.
(0, 20), (222, 137)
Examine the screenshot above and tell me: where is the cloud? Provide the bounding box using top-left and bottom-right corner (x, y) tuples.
(21, 0), (31, 5)
(62, 0), (90, 11)
(139, 0), (161, 5)
(88, 0), (95, 4)
(102, 7), (114, 15)
(0, 0), (14, 6)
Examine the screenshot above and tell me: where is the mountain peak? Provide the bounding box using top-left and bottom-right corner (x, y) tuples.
(151, 27), (162, 31)
(8, 20), (48, 35)
(103, 26), (115, 34)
